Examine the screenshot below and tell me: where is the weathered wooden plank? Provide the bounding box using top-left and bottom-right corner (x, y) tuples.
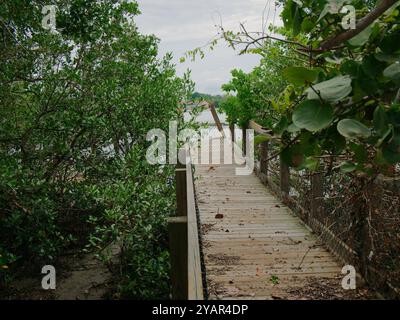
(205, 252), (337, 260)
(194, 139), (342, 300)
(205, 262), (341, 271)
(186, 159), (204, 300)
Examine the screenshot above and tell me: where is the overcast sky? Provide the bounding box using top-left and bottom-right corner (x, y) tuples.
(135, 0), (282, 95)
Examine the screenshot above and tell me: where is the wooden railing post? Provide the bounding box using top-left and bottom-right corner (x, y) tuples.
(169, 147), (204, 300)
(258, 141), (269, 184)
(242, 124), (248, 157)
(168, 216), (188, 300)
(176, 149), (187, 217)
(260, 141), (269, 175)
(311, 172), (324, 221)
(280, 156), (290, 198)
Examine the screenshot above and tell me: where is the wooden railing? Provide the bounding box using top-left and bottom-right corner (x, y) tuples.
(241, 120), (290, 198)
(168, 148), (204, 300)
(246, 120), (353, 258)
(246, 119), (400, 299)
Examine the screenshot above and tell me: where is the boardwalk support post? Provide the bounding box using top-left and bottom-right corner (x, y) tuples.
(259, 141), (269, 183)
(168, 216), (188, 300)
(242, 124), (248, 157)
(280, 156), (290, 199)
(176, 151), (187, 217)
(311, 172), (324, 222)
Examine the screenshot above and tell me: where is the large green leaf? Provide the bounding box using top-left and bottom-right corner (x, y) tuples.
(379, 31), (400, 54)
(383, 62), (400, 80)
(348, 25), (373, 47)
(337, 119), (371, 139)
(350, 143), (368, 163)
(293, 100), (334, 132)
(273, 116), (289, 136)
(301, 17), (314, 33)
(281, 144), (305, 168)
(375, 52), (400, 63)
(339, 161), (357, 173)
(322, 128), (347, 155)
(302, 157), (319, 171)
(373, 106), (389, 137)
(341, 60), (361, 77)
(282, 0), (303, 36)
(283, 67), (319, 86)
(292, 1), (303, 36)
(318, 0), (348, 22)
(254, 135), (270, 146)
(287, 123), (301, 133)
(306, 75), (352, 103)
(382, 141), (400, 164)
(362, 55), (385, 78)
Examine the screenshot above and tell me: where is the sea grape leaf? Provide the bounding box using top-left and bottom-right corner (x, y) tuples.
(306, 76), (352, 102)
(293, 100), (334, 132)
(337, 119), (371, 139)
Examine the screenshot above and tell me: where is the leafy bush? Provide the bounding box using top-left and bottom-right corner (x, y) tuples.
(220, 0), (400, 173)
(0, 0), (192, 298)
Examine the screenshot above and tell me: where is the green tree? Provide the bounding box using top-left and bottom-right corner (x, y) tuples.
(0, 0), (191, 298)
(221, 0), (400, 173)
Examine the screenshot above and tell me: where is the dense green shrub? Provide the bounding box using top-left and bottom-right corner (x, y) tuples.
(0, 0), (191, 297)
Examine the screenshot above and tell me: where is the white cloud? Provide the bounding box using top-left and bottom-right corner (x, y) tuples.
(135, 0), (282, 94)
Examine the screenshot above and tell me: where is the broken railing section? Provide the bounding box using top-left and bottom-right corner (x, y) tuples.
(208, 103), (224, 136)
(168, 148), (204, 300)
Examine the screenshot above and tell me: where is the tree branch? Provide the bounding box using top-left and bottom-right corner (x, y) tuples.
(320, 0), (398, 50)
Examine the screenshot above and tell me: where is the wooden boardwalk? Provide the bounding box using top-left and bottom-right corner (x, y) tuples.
(194, 138), (344, 300)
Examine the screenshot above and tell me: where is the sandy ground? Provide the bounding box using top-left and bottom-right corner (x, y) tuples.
(1, 245), (120, 300)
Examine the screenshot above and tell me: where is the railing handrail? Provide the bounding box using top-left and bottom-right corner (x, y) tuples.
(168, 148), (204, 300)
(186, 154), (204, 300)
(252, 130), (400, 299)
